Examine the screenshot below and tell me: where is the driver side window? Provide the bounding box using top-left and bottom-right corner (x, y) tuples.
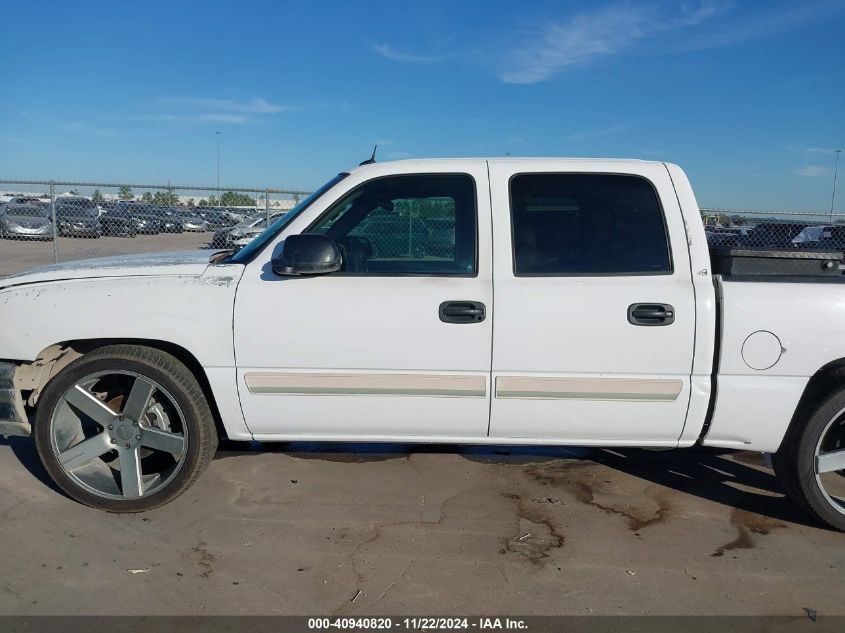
(310, 173), (477, 275)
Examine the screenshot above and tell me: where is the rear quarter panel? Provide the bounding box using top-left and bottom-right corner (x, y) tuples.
(704, 280), (845, 452)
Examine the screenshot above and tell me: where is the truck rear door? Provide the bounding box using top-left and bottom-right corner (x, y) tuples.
(487, 160), (696, 445)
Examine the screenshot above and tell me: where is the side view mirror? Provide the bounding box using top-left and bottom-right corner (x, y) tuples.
(271, 233), (342, 276)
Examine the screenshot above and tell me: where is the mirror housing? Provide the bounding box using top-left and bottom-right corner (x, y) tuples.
(271, 233), (342, 276)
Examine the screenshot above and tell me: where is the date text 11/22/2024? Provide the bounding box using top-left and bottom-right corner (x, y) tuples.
(307, 617), (527, 630)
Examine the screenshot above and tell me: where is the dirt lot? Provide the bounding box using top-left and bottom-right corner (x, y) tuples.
(0, 439), (842, 615)
(0, 232), (213, 278)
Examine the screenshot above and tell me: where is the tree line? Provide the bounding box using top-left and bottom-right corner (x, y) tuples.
(91, 186), (258, 207)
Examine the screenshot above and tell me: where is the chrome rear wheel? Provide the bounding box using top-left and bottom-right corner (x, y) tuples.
(775, 385), (845, 531)
(814, 408), (845, 519)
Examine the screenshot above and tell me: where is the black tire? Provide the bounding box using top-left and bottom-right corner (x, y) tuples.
(774, 385), (845, 531)
(34, 344), (218, 512)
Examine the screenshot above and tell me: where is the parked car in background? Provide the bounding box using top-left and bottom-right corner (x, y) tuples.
(0, 203), (53, 240)
(739, 222), (807, 248)
(55, 198), (101, 238)
(349, 213), (429, 258)
(107, 202), (163, 235)
(791, 225), (845, 250)
(148, 207), (183, 234)
(705, 226), (748, 248)
(6, 196), (48, 207)
(99, 210), (138, 238)
(176, 210), (208, 232)
(219, 207), (247, 224)
(816, 226), (845, 251)
(195, 208), (234, 229)
(230, 218), (281, 248)
(211, 213), (283, 249)
(426, 217), (457, 258)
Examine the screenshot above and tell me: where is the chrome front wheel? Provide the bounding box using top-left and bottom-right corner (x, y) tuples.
(35, 345), (217, 512)
(50, 371), (188, 500)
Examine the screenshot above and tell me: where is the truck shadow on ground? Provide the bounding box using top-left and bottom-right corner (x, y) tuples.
(0, 435), (818, 529)
(216, 440), (819, 529)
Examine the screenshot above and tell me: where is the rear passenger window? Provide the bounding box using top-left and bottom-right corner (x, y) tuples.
(510, 174), (672, 275)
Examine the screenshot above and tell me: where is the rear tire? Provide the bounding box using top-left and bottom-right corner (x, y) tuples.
(774, 385), (845, 531)
(34, 344), (217, 512)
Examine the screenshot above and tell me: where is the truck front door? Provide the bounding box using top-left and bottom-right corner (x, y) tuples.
(233, 163), (494, 440)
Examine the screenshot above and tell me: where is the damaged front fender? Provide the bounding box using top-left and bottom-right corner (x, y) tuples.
(0, 362), (30, 436)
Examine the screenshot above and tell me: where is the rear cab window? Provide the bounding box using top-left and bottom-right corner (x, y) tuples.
(509, 173), (672, 276)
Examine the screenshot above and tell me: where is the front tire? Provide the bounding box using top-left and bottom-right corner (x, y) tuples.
(34, 345), (217, 512)
(774, 385), (845, 531)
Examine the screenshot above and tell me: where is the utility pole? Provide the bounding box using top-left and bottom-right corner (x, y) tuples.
(832, 148), (841, 221)
(216, 131), (221, 208)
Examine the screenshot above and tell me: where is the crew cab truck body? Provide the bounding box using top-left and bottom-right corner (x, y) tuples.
(0, 158), (843, 529)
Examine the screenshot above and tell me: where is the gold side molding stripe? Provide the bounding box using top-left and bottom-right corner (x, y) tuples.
(244, 372), (487, 397)
(495, 376), (683, 401)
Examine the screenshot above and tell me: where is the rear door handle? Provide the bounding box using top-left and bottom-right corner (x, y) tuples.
(628, 303), (675, 326)
(439, 301), (486, 324)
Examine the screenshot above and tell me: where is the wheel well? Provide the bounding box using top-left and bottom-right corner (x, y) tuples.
(24, 339), (228, 440)
(777, 357), (845, 453)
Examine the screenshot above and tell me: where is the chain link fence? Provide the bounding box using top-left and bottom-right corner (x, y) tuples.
(700, 208), (845, 249)
(700, 208), (845, 277)
(0, 179), (311, 277)
(1, 180), (842, 279)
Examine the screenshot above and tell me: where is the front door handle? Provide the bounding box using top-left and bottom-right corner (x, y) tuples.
(439, 301), (486, 324)
(628, 303), (675, 326)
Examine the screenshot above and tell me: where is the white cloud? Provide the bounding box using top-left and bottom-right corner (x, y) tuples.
(129, 113), (248, 125)
(126, 96), (347, 127)
(499, 1), (732, 84)
(678, 1), (842, 52)
(159, 97), (291, 114)
(371, 43), (455, 63)
(61, 121), (120, 136)
(197, 113), (249, 125)
(795, 165), (830, 177)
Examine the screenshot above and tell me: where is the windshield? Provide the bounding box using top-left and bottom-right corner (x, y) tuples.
(56, 203), (98, 217)
(7, 204), (48, 217)
(228, 173), (348, 263)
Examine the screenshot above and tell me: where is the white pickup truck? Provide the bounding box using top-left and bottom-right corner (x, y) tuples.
(1, 158), (844, 529)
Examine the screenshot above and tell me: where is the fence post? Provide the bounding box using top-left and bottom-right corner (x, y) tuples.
(265, 189), (270, 225)
(49, 181), (58, 264)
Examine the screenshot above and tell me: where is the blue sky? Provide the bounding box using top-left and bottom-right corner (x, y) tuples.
(1, 0), (843, 210)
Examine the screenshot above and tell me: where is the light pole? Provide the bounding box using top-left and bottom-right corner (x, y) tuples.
(832, 148), (841, 221)
(215, 131), (221, 207)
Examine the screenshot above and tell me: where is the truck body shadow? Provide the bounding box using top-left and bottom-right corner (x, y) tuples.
(0, 435), (819, 528)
